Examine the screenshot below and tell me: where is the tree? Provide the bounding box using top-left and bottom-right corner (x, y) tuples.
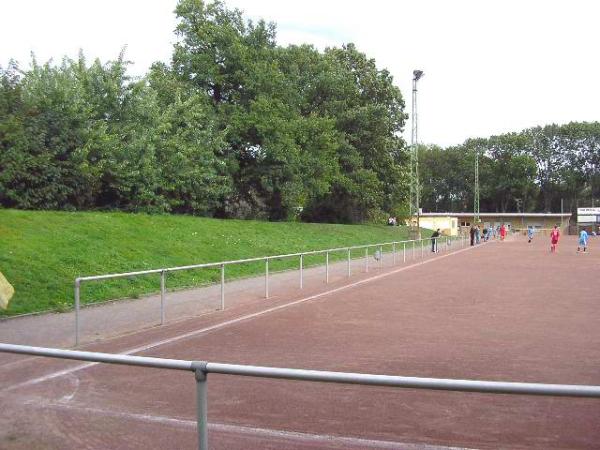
(1, 0), (411, 223)
(486, 133), (538, 212)
(0, 57), (94, 209)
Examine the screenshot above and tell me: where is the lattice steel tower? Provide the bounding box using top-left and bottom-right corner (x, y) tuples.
(409, 70), (424, 237)
(474, 148), (480, 223)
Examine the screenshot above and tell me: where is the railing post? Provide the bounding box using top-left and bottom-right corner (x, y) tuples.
(365, 247), (369, 272)
(347, 249), (351, 277)
(265, 258), (269, 299)
(160, 270), (166, 325)
(75, 279), (81, 346)
(300, 254), (303, 289)
(403, 242), (406, 263)
(220, 264), (225, 310)
(325, 251), (329, 284)
(193, 362), (209, 450)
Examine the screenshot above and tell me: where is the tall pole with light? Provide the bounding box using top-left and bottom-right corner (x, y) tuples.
(410, 69), (424, 238)
(474, 147), (480, 224)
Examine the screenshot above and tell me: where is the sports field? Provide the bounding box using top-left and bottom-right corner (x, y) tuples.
(1, 234), (599, 449)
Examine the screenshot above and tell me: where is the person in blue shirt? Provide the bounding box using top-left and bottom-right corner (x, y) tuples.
(527, 226), (534, 243)
(578, 229), (588, 253)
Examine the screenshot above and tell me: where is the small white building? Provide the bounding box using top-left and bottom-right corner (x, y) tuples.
(415, 216), (459, 236)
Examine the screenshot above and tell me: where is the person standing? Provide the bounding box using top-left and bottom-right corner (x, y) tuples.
(431, 228), (441, 252)
(475, 225), (481, 244)
(527, 226), (534, 243)
(550, 225), (560, 253)
(500, 224), (507, 241)
(578, 229), (588, 252)
(469, 225), (476, 246)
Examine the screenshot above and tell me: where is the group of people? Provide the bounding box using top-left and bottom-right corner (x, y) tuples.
(469, 224), (507, 246)
(408, 218), (593, 254)
(527, 224), (592, 253)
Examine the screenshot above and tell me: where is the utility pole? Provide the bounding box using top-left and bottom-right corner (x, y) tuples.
(409, 70), (424, 238)
(474, 148), (480, 224)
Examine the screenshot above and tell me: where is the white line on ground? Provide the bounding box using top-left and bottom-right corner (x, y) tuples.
(28, 399), (476, 450)
(0, 354), (38, 369)
(2, 243), (482, 393)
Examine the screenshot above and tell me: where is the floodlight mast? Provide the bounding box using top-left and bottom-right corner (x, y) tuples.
(410, 70), (424, 238)
(474, 148), (480, 224)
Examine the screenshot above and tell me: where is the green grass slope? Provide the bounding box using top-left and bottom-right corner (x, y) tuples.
(0, 209), (414, 316)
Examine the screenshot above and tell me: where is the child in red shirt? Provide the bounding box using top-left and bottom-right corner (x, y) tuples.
(500, 224), (506, 241)
(550, 225), (560, 253)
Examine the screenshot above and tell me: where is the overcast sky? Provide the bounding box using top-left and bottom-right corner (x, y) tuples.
(2, 0), (599, 147)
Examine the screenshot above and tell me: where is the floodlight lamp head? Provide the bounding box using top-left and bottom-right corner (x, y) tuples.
(413, 70), (424, 81)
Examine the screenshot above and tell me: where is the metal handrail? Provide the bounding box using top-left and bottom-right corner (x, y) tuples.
(74, 235), (466, 345)
(77, 237), (449, 281)
(1, 343), (599, 450)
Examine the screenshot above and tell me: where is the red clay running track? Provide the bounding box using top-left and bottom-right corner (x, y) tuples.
(1, 235), (599, 449)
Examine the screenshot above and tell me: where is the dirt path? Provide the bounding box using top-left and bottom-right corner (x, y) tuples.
(0, 238), (461, 349)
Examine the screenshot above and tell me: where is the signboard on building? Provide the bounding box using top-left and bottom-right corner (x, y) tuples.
(577, 207), (600, 224)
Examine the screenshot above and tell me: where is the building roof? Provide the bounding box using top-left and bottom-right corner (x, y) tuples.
(418, 212), (571, 218)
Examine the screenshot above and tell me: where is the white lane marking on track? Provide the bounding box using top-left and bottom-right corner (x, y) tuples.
(0, 355), (39, 369)
(58, 373), (80, 403)
(2, 244), (481, 393)
(28, 400), (477, 450)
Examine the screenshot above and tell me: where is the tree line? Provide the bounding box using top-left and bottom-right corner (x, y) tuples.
(0, 0), (407, 223)
(419, 122), (600, 214)
(1, 0), (598, 223)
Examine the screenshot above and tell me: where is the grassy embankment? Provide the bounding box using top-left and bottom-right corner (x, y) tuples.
(0, 209), (417, 316)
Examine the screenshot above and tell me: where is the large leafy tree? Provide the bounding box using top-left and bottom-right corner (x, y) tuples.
(298, 43), (408, 222)
(1, 0), (410, 222)
(148, 62), (232, 215)
(0, 57), (94, 209)
(171, 0), (407, 221)
(485, 134), (538, 212)
(419, 144), (477, 212)
(172, 0), (338, 219)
